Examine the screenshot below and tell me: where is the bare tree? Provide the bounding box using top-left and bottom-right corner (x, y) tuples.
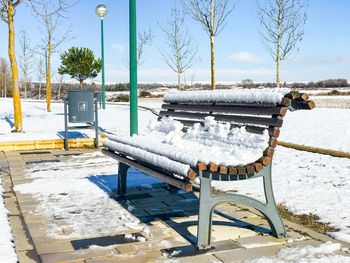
(0, 57), (11, 97)
(36, 55), (45, 99)
(18, 30), (34, 100)
(0, 0), (24, 131)
(183, 0), (235, 90)
(55, 68), (63, 100)
(257, 0), (307, 88)
(160, 7), (199, 90)
(123, 28), (153, 68)
(30, 0), (74, 111)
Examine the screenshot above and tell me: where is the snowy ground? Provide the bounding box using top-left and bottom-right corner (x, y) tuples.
(0, 98), (158, 142)
(0, 177), (18, 262)
(246, 242), (350, 263)
(14, 152), (156, 240)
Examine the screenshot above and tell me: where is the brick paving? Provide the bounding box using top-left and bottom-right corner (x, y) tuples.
(0, 149), (348, 263)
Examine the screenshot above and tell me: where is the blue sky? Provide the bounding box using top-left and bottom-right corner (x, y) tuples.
(0, 0), (349, 83)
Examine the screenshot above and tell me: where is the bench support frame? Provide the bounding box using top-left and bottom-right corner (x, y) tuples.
(197, 163), (286, 250)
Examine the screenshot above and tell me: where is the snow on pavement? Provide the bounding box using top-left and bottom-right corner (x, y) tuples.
(14, 152), (151, 239)
(213, 146), (350, 243)
(246, 242), (350, 263)
(0, 176), (18, 262)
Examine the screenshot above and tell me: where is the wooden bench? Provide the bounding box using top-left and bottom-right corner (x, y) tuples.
(102, 88), (314, 250)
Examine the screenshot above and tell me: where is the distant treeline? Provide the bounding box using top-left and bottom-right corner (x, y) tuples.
(240, 78), (349, 89)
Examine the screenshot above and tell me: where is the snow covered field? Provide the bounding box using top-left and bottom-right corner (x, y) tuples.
(1, 99), (349, 152)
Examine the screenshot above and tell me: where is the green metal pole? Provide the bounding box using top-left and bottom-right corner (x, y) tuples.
(129, 0), (138, 135)
(101, 18), (106, 109)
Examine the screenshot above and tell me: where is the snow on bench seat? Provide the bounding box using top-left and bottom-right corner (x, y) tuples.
(104, 139), (192, 178)
(164, 88), (291, 104)
(104, 116), (270, 177)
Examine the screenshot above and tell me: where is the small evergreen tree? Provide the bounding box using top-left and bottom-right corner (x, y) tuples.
(58, 47), (102, 89)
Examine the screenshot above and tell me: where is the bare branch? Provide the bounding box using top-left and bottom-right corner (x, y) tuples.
(160, 6), (199, 89)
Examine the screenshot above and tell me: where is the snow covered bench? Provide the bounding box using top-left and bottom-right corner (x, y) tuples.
(102, 88), (314, 250)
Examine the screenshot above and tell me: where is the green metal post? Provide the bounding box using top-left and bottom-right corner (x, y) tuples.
(100, 19), (106, 109)
(129, 0), (138, 136)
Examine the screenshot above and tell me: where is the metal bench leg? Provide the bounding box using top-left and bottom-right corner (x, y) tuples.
(196, 166), (286, 249)
(197, 172), (214, 250)
(261, 164), (286, 237)
(118, 163), (129, 195)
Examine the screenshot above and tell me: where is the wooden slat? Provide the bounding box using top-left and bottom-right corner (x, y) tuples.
(285, 91), (300, 100)
(300, 93), (309, 101)
(102, 149), (193, 192)
(159, 111), (284, 127)
(208, 162), (218, 172)
(237, 167), (247, 175)
(281, 97), (292, 107)
(263, 147), (275, 158)
(187, 170), (197, 180)
(228, 166), (238, 175)
(219, 166), (228, 174)
(253, 163), (263, 172)
(259, 156), (271, 166)
(162, 104), (287, 116)
(197, 162), (207, 171)
(246, 165), (255, 174)
(269, 138), (278, 148)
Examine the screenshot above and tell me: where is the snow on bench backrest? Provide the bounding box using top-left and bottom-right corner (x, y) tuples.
(164, 88), (291, 104)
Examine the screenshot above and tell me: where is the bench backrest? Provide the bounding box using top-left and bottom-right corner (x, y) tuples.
(159, 89), (314, 175)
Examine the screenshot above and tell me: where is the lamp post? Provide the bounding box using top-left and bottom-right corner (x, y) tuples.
(95, 4), (108, 109)
(129, 0), (138, 135)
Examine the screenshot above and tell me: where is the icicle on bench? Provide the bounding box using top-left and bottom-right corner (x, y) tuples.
(102, 88), (315, 250)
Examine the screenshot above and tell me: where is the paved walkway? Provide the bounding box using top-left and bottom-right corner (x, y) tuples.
(0, 149), (348, 263)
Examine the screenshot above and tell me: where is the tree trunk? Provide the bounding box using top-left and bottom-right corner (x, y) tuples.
(276, 4), (281, 88)
(46, 40), (52, 112)
(39, 81), (41, 100)
(4, 74), (7, 98)
(79, 81), (83, 89)
(7, 3), (22, 132)
(177, 72), (181, 90)
(58, 79), (62, 100)
(210, 35), (216, 90)
(24, 82), (27, 100)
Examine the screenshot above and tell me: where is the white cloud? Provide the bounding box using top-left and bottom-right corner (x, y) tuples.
(227, 52), (264, 64)
(291, 54), (350, 65)
(111, 42), (125, 52)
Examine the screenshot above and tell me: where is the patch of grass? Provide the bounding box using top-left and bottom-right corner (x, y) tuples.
(315, 90), (350, 96)
(278, 203), (338, 234)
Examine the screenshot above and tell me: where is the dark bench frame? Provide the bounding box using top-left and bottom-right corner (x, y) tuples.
(103, 90), (314, 250)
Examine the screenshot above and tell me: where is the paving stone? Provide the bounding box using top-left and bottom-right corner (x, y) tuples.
(86, 250), (163, 263)
(35, 241), (75, 255)
(213, 244), (286, 263)
(39, 247), (119, 263)
(23, 214), (49, 224)
(179, 253), (223, 262)
(17, 250), (40, 263)
(235, 235), (288, 249)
